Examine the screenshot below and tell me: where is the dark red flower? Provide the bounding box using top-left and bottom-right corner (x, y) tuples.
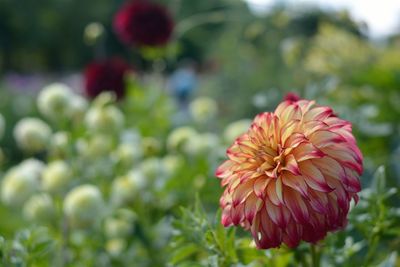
(113, 0), (174, 47)
(284, 92), (301, 103)
(84, 58), (132, 99)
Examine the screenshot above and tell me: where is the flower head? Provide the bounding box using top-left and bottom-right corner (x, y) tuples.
(113, 0), (174, 47)
(216, 99), (362, 249)
(64, 184), (103, 228)
(37, 83), (74, 120)
(14, 118), (52, 153)
(84, 58), (132, 99)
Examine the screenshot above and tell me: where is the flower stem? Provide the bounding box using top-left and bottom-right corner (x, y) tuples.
(310, 244), (320, 267)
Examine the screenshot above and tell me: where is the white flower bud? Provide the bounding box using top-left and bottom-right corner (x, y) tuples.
(106, 239), (126, 257)
(189, 97), (218, 124)
(69, 95), (88, 121)
(64, 185), (103, 228)
(42, 160), (72, 193)
(139, 157), (164, 181)
(37, 83), (74, 120)
(0, 113), (5, 140)
(1, 167), (39, 206)
(110, 175), (137, 206)
(104, 217), (133, 239)
(184, 133), (219, 156)
(167, 126), (197, 152)
(23, 193), (55, 222)
(162, 155), (183, 177)
(14, 118), (52, 153)
(50, 131), (70, 157)
(19, 158), (45, 179)
(112, 143), (140, 167)
(85, 105), (124, 134)
(223, 119), (252, 144)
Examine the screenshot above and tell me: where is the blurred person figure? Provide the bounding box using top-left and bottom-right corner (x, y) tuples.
(169, 59), (198, 108)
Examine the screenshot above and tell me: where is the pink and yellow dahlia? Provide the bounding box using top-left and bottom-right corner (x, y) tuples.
(216, 98), (362, 249)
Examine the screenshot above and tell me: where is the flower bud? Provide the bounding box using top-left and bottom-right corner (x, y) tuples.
(42, 160), (72, 193)
(223, 119), (252, 144)
(110, 175), (137, 206)
(105, 239), (126, 257)
(139, 157), (164, 181)
(69, 95), (88, 122)
(19, 158), (45, 178)
(112, 143), (140, 167)
(37, 83), (74, 120)
(167, 126), (197, 152)
(162, 154), (183, 177)
(1, 167), (39, 206)
(50, 131), (70, 158)
(184, 133), (219, 156)
(189, 97), (218, 124)
(104, 217), (133, 239)
(14, 118), (52, 153)
(23, 193), (55, 222)
(64, 184), (103, 228)
(85, 105), (124, 134)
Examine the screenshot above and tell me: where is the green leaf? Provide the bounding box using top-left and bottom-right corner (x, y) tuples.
(170, 243), (200, 265)
(372, 166), (386, 195)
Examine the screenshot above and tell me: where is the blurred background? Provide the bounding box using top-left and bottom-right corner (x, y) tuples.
(1, 0), (400, 266)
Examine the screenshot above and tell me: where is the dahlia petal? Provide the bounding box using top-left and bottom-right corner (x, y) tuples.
(302, 223), (326, 243)
(300, 162), (334, 192)
(293, 143), (325, 162)
(322, 146), (363, 175)
(342, 168), (361, 193)
(232, 183), (253, 207)
(309, 130), (346, 148)
(283, 219), (302, 248)
(265, 198), (290, 228)
(303, 120), (329, 136)
(215, 160), (234, 178)
(282, 172), (308, 197)
(244, 194), (263, 223)
(308, 190), (329, 213)
(280, 120), (301, 147)
(276, 177), (284, 204)
(326, 177), (350, 212)
(231, 203), (245, 225)
(284, 188), (309, 223)
(303, 106), (333, 121)
(282, 154), (301, 175)
(311, 157), (344, 180)
(283, 133), (307, 148)
(267, 179), (284, 206)
(221, 206), (233, 226)
(260, 211), (282, 248)
(253, 177), (270, 198)
(297, 100), (315, 114)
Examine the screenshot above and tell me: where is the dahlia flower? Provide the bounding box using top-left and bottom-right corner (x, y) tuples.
(216, 98), (362, 249)
(84, 58), (131, 99)
(113, 0), (174, 47)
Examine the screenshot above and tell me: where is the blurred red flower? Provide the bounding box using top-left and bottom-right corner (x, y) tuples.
(114, 0), (174, 47)
(84, 58), (132, 99)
